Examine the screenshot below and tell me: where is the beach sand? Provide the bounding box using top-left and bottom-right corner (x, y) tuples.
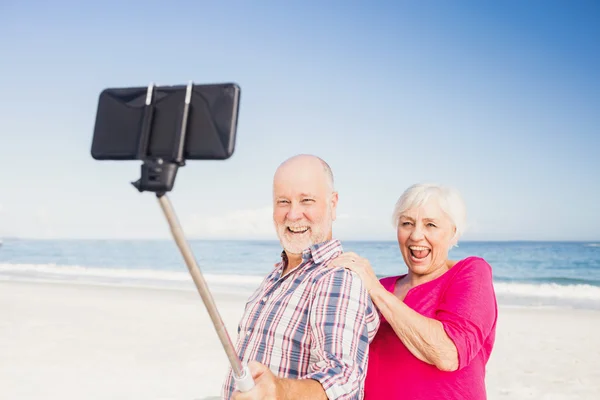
(1, 280), (599, 400)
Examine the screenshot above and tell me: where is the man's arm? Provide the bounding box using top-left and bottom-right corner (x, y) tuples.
(303, 268), (379, 399)
(278, 378), (327, 400)
(232, 362), (326, 400)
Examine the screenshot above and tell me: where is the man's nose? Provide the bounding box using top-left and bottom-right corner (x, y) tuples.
(287, 203), (303, 220)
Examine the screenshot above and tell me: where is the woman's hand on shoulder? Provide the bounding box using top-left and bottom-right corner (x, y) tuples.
(329, 252), (381, 294)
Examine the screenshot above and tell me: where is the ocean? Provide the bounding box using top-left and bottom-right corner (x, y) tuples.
(1, 239), (600, 310)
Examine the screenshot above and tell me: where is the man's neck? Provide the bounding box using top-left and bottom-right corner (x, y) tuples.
(281, 237), (334, 276)
(282, 253), (303, 276)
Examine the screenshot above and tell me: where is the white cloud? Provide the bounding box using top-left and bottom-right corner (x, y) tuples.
(185, 206), (276, 239)
(35, 208), (49, 223)
(334, 212), (394, 240)
(182, 207), (392, 240)
(32, 207), (56, 238)
(0, 205), (59, 239)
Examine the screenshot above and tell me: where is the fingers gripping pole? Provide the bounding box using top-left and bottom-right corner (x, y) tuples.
(156, 193), (254, 392)
(235, 364), (255, 392)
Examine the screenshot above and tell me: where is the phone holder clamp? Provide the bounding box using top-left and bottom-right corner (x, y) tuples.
(131, 81), (193, 196)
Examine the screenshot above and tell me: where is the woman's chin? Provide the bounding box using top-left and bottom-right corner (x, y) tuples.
(405, 254), (435, 275)
(409, 252), (431, 265)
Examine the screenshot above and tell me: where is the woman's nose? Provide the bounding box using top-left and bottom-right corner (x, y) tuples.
(410, 226), (424, 240)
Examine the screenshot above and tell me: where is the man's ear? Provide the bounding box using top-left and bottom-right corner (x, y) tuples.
(330, 191), (339, 221)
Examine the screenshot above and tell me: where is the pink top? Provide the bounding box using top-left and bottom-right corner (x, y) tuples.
(364, 256), (498, 400)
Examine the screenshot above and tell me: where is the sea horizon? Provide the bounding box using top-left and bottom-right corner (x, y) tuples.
(1, 238), (600, 311)
(2, 237), (598, 243)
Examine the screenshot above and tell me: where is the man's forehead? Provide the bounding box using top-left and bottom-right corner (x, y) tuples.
(274, 173), (326, 187)
(274, 190), (318, 198)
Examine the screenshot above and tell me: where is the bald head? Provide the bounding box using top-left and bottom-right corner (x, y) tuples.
(274, 154), (334, 192)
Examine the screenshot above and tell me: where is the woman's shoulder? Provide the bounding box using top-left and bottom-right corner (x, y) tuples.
(450, 256), (493, 281)
(456, 255), (491, 267)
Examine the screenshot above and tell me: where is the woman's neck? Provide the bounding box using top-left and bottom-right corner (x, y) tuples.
(406, 259), (456, 288)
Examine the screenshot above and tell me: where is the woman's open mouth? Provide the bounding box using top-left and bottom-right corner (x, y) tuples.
(409, 245), (431, 260)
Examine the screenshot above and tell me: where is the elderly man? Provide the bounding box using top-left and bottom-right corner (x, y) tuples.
(222, 154), (380, 400)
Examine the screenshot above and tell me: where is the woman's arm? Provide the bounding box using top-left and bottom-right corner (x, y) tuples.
(369, 286), (459, 371)
(329, 252), (458, 371)
(330, 253), (497, 373)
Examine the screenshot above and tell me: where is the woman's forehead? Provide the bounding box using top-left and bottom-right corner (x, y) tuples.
(401, 201), (447, 219)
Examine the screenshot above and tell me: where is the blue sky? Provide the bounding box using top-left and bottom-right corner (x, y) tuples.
(0, 0), (598, 241)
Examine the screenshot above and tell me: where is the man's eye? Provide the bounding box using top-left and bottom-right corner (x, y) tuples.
(302, 199), (315, 203)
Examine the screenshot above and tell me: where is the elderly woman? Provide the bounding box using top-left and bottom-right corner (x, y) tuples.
(331, 183), (498, 399)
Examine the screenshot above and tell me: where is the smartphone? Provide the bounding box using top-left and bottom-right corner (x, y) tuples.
(90, 82), (240, 161)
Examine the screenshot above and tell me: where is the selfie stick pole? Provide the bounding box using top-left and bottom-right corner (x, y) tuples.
(156, 193), (254, 392)
(131, 82), (254, 392)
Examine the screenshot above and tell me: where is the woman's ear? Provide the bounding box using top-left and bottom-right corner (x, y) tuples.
(449, 226), (459, 248)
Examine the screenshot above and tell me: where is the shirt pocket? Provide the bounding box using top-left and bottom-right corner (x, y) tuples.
(237, 286), (266, 335)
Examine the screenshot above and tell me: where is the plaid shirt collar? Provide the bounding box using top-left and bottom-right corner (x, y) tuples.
(276, 239), (343, 277)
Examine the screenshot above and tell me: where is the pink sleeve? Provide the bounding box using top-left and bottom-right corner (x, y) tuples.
(436, 257), (497, 370)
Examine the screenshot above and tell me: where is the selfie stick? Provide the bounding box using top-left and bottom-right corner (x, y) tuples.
(130, 82), (254, 392)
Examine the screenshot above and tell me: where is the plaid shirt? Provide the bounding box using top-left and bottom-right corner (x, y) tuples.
(222, 239), (380, 399)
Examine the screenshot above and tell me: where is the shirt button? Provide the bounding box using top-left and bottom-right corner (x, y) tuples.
(262, 297), (268, 302)
(246, 330), (251, 336)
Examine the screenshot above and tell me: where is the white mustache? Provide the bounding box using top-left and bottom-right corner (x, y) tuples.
(282, 221), (311, 229)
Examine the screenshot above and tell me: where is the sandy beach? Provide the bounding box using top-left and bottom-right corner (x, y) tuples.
(2, 280), (599, 400)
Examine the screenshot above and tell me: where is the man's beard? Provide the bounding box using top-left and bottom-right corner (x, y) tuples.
(276, 208), (333, 254)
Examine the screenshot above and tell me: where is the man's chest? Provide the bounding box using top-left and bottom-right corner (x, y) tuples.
(237, 277), (316, 354)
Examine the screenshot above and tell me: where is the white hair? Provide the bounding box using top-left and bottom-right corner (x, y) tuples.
(391, 183), (467, 247)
